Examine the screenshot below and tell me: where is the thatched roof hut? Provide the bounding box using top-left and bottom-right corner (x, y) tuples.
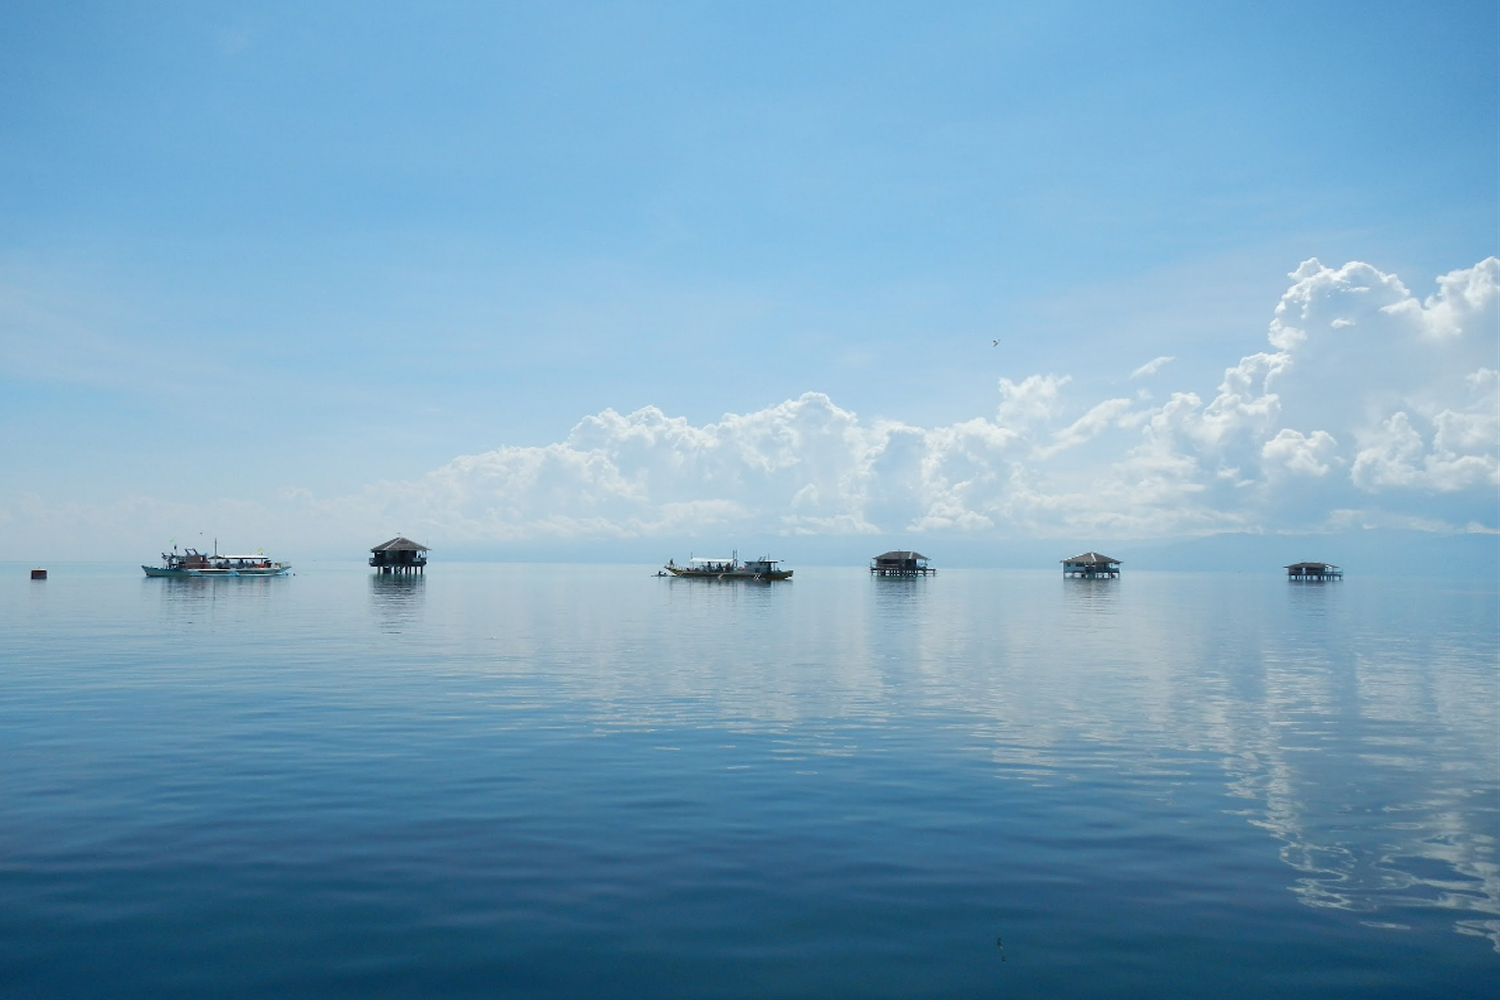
(370, 536), (430, 574)
(871, 550), (935, 576)
(1285, 561), (1342, 580)
(1061, 552), (1121, 578)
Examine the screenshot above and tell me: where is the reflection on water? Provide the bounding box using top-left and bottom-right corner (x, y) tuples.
(869, 573), (930, 630)
(1060, 575), (1121, 606)
(1, 562), (1495, 997)
(1284, 575), (1345, 620)
(547, 569), (1497, 953)
(123, 567), (1499, 949)
(144, 573), (288, 629)
(369, 571), (426, 634)
(585, 569), (1499, 950)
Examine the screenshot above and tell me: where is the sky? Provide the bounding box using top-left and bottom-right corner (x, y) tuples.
(1, 1), (1496, 562)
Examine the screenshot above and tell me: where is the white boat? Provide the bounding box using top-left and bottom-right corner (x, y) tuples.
(143, 546), (290, 578)
(662, 551), (792, 581)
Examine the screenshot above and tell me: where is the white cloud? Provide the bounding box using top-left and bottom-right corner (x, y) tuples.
(1130, 355), (1175, 379)
(1268, 258), (1416, 351)
(1383, 257), (1500, 341)
(1040, 397), (1137, 457)
(1262, 429), (1339, 478)
(365, 250), (1492, 541)
(7, 257), (1496, 555)
(1351, 378), (1500, 493)
(997, 373), (1070, 425)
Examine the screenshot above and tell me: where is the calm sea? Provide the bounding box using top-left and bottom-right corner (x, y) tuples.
(2, 562), (1496, 998)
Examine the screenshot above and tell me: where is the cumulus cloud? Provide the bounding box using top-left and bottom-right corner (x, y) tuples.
(1262, 429), (1339, 478)
(1350, 370), (1499, 493)
(8, 257), (1494, 552)
(331, 256), (1500, 542)
(997, 373), (1070, 425)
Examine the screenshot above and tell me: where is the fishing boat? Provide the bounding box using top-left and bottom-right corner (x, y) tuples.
(143, 546), (290, 578)
(662, 551), (792, 581)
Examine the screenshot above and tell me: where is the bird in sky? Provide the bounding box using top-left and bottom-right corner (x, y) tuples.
(992, 339), (1001, 347)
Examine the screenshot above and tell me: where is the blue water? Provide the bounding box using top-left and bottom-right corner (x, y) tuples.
(2, 563), (1496, 998)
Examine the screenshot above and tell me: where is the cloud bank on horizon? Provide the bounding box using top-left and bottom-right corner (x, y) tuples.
(315, 256), (1497, 545)
(5, 256), (1495, 556)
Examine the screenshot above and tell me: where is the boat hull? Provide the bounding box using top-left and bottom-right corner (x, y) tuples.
(143, 565), (290, 578)
(664, 568), (792, 581)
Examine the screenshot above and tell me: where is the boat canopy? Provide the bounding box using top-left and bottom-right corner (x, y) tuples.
(688, 557), (735, 564)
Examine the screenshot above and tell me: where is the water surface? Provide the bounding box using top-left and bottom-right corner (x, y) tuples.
(2, 563), (1496, 997)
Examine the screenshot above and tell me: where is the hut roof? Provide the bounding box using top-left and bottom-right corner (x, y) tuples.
(1061, 551), (1120, 564)
(371, 536), (430, 553)
(1285, 561), (1337, 570)
(874, 550), (929, 561)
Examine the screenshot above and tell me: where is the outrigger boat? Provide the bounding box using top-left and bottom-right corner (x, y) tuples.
(143, 545), (290, 578)
(662, 551), (792, 581)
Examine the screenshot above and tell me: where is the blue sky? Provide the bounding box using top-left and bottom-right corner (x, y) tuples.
(2, 1), (1496, 559)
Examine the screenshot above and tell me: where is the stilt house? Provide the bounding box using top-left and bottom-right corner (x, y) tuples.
(370, 537), (430, 575)
(1285, 561), (1342, 581)
(1061, 552), (1121, 578)
(870, 550), (935, 576)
